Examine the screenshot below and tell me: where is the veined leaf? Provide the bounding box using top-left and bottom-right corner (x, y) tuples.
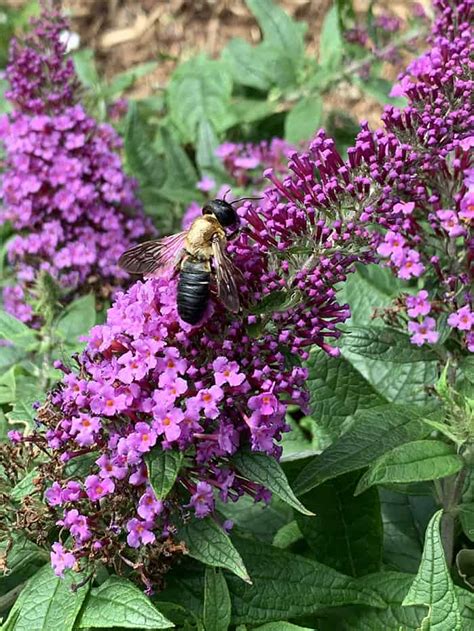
(232, 451), (314, 516)
(56, 294), (96, 341)
(296, 471), (382, 576)
(222, 39), (274, 90)
(0, 310), (37, 349)
(145, 448), (183, 500)
(319, 6), (344, 71)
(178, 518), (251, 583)
(293, 404), (432, 495)
(284, 95), (323, 144)
(76, 576), (173, 629)
(459, 503), (474, 542)
(124, 102), (165, 189)
(203, 568), (231, 631)
(355, 440), (463, 495)
(402, 510), (462, 630)
(1, 565), (89, 631)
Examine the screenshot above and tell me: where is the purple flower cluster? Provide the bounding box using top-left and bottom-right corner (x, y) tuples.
(0, 11), (153, 322)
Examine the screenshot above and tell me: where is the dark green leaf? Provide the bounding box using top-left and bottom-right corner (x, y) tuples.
(203, 568), (231, 631)
(56, 294), (96, 341)
(293, 404), (432, 495)
(355, 440), (463, 495)
(459, 503), (474, 542)
(124, 102), (165, 189)
(341, 325), (438, 363)
(10, 468), (38, 501)
(160, 126), (199, 192)
(145, 448), (183, 499)
(227, 537), (385, 625)
(2, 565), (89, 631)
(246, 0), (305, 68)
(179, 518), (251, 583)
(284, 96), (323, 144)
(249, 289), (302, 316)
(232, 451), (314, 516)
(251, 624), (315, 631)
(305, 348), (386, 438)
(297, 471), (382, 576)
(456, 549), (474, 589)
(0, 536), (48, 597)
(272, 520), (303, 549)
(77, 576), (173, 629)
(357, 76), (407, 106)
(380, 488), (436, 572)
(403, 510), (462, 630)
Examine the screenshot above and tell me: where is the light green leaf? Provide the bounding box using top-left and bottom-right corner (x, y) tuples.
(293, 404), (432, 495)
(284, 96), (323, 144)
(403, 510), (462, 630)
(2, 565), (89, 631)
(56, 294), (96, 341)
(72, 49), (100, 88)
(297, 471), (382, 576)
(179, 518), (251, 583)
(196, 119), (222, 176)
(203, 568), (231, 631)
(355, 440), (463, 495)
(76, 576), (173, 629)
(319, 6), (343, 70)
(380, 488), (436, 573)
(246, 0), (305, 68)
(459, 503), (474, 542)
(222, 39), (274, 90)
(106, 61), (158, 99)
(252, 624), (315, 631)
(227, 536), (385, 625)
(0, 310), (37, 349)
(272, 520), (303, 549)
(167, 56), (234, 141)
(145, 448), (183, 499)
(232, 451), (314, 516)
(305, 348), (387, 438)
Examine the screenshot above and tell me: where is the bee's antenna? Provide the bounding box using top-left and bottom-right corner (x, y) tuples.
(222, 188), (232, 202)
(231, 195), (264, 205)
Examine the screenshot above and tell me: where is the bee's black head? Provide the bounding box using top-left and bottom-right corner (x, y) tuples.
(202, 199), (239, 228)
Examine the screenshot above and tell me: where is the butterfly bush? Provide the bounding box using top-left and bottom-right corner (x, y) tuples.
(0, 11), (153, 323)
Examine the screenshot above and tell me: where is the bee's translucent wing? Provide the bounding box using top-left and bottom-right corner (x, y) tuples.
(119, 231), (187, 276)
(211, 235), (240, 313)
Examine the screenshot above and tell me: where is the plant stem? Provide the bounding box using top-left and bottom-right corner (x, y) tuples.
(440, 466), (468, 566)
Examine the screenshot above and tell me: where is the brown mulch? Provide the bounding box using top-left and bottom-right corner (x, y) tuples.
(6, 0), (430, 128)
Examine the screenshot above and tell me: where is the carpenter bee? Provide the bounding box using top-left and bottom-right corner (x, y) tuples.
(119, 199), (244, 325)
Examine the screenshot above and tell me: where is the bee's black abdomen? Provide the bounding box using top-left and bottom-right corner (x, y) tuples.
(177, 260), (210, 324)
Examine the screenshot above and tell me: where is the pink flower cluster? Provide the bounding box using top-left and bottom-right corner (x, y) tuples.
(0, 10), (153, 322)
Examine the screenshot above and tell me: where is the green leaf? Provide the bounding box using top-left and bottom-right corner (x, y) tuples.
(319, 6), (343, 71)
(355, 440), (463, 495)
(305, 348), (386, 438)
(297, 471), (382, 576)
(232, 451), (314, 516)
(76, 576), (174, 629)
(284, 96), (323, 144)
(339, 571), (427, 630)
(145, 448), (183, 499)
(403, 510), (462, 630)
(227, 537), (385, 625)
(272, 520), (303, 549)
(160, 126), (199, 192)
(167, 56), (234, 141)
(0, 310), (37, 349)
(196, 119), (222, 176)
(106, 62), (158, 99)
(293, 404), (432, 495)
(222, 39), (274, 90)
(73, 49), (100, 88)
(459, 503), (474, 542)
(178, 518), (251, 583)
(0, 536), (48, 597)
(246, 0), (305, 69)
(2, 565), (89, 631)
(341, 325), (439, 363)
(203, 568), (231, 631)
(356, 75), (407, 106)
(124, 101), (165, 189)
(251, 624), (315, 631)
(10, 468), (38, 501)
(56, 294), (96, 341)
(380, 488), (436, 573)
